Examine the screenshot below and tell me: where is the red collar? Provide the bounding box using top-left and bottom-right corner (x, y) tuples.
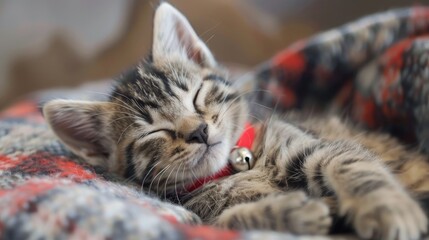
(185, 123), (255, 192)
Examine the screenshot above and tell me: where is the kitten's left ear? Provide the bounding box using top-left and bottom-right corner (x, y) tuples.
(152, 3), (216, 68)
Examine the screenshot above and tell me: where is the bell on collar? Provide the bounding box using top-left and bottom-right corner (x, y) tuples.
(229, 147), (255, 172)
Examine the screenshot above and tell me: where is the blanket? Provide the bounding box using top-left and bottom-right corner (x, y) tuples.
(252, 7), (429, 152)
(1, 6), (428, 240)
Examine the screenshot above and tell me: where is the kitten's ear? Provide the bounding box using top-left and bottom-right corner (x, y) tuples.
(152, 3), (216, 68)
(43, 100), (113, 166)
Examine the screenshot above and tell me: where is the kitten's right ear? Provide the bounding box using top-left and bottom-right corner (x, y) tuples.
(43, 100), (113, 166)
(152, 3), (216, 68)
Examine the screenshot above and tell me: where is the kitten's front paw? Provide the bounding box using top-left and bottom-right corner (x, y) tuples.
(277, 192), (332, 235)
(216, 192), (332, 235)
(346, 191), (427, 240)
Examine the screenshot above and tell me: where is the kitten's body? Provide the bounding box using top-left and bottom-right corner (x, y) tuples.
(43, 3), (428, 240)
(183, 115), (429, 235)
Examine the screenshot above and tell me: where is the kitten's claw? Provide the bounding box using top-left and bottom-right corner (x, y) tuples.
(346, 190), (427, 240)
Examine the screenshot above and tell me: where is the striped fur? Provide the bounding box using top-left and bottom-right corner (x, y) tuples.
(184, 116), (429, 239)
(43, 2), (247, 200)
(43, 3), (429, 240)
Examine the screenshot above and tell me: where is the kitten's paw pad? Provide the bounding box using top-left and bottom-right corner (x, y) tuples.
(350, 192), (427, 240)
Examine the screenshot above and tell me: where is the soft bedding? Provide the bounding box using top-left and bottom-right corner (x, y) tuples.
(252, 7), (429, 152)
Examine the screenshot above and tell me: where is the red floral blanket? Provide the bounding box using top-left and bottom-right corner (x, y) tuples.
(1, 6), (429, 240)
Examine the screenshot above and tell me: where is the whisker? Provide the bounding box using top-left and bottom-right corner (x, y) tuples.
(217, 89), (276, 120)
(117, 122), (137, 144)
(205, 33), (216, 45)
(163, 164), (177, 200)
(199, 23), (220, 39)
(156, 165), (171, 197)
(87, 90), (141, 115)
(174, 162), (184, 205)
(106, 116), (135, 126)
(149, 164), (171, 195)
(140, 161), (163, 193)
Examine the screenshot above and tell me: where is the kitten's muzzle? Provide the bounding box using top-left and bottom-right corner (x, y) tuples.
(185, 123), (208, 144)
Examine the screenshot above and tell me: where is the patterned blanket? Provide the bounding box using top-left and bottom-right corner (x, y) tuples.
(1, 7), (428, 240)
(253, 7), (429, 152)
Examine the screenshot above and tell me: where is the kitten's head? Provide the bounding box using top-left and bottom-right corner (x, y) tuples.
(43, 3), (247, 194)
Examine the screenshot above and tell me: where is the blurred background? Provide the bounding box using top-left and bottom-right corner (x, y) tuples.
(169, 0), (425, 66)
(0, 0), (425, 109)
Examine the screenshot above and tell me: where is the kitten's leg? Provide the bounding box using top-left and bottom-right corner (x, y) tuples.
(215, 191), (332, 235)
(306, 140), (428, 240)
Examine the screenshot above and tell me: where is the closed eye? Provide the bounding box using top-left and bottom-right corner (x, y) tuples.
(193, 84), (202, 107)
(140, 129), (176, 139)
(193, 84), (204, 114)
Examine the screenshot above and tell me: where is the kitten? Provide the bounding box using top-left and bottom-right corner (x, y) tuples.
(43, 3), (429, 240)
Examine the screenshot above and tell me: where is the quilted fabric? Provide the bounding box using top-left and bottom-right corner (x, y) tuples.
(1, 6), (429, 240)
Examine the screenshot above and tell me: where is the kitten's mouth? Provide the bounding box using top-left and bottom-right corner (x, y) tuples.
(193, 142), (222, 167)
(209, 141), (222, 147)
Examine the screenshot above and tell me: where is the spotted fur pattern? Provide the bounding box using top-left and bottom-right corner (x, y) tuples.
(43, 3), (429, 240)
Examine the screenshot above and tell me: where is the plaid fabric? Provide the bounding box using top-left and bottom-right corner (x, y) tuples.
(1, 6), (429, 240)
(253, 7), (429, 152)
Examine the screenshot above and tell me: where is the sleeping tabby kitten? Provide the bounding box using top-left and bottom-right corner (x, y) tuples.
(43, 3), (429, 240)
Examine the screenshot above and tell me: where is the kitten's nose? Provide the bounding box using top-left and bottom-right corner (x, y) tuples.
(186, 123), (208, 144)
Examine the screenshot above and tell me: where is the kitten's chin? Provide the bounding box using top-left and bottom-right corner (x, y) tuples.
(192, 141), (230, 179)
